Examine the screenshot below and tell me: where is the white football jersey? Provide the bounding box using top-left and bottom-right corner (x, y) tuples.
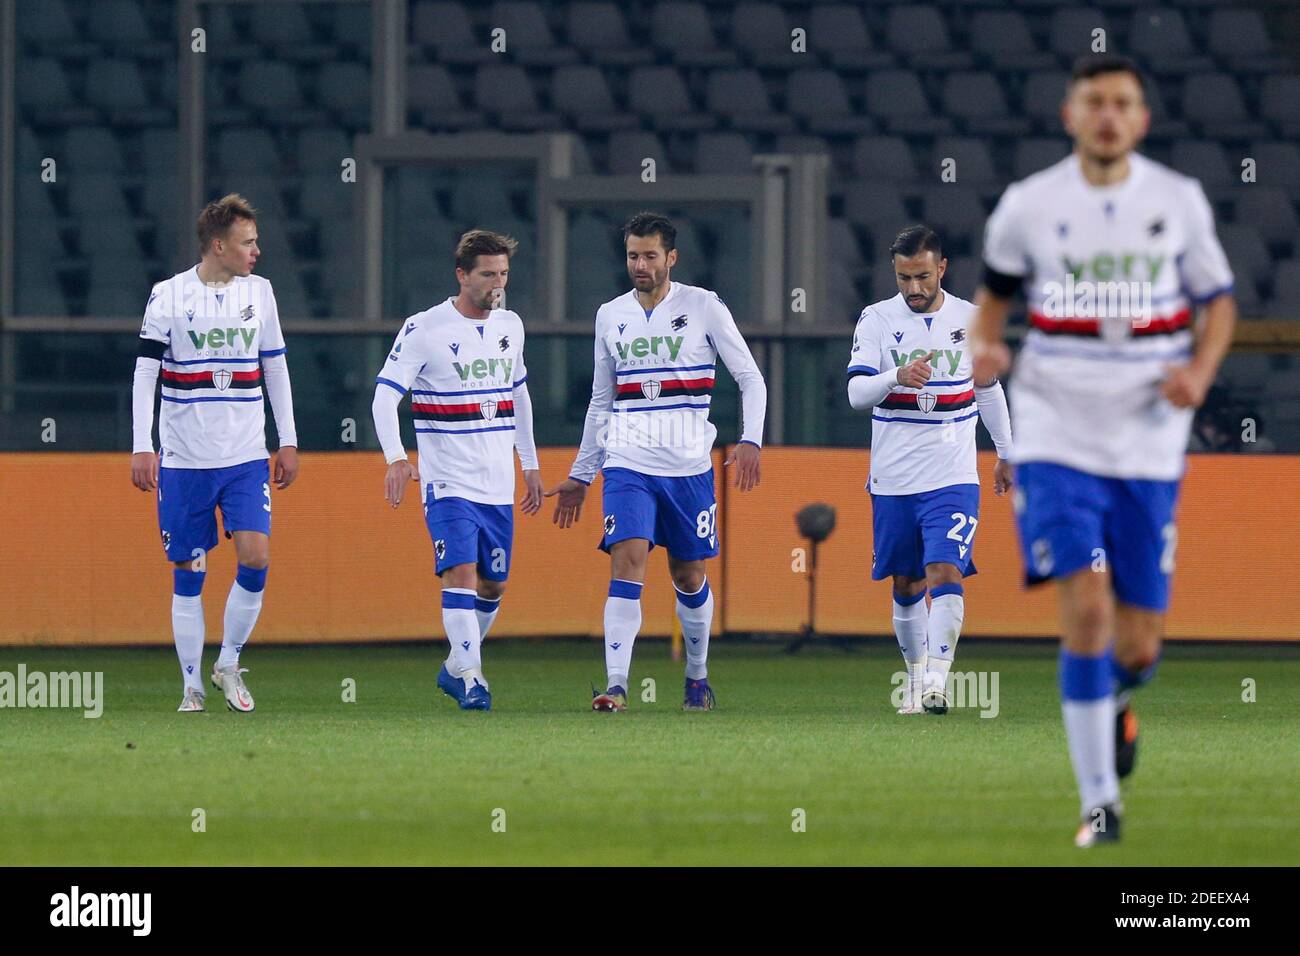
(139, 266), (290, 469)
(570, 282), (766, 481)
(375, 298), (528, 506)
(983, 152), (1234, 481)
(849, 291), (980, 496)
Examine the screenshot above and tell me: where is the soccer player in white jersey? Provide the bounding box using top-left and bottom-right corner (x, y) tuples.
(130, 194), (299, 713)
(847, 225), (1013, 716)
(545, 212), (767, 712)
(970, 56), (1236, 847)
(371, 230), (542, 711)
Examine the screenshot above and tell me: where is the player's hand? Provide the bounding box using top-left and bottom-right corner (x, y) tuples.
(993, 457), (1013, 496)
(520, 469), (544, 516)
(384, 459), (418, 508)
(897, 350), (938, 389)
(544, 477), (587, 528)
(273, 446), (300, 490)
(1160, 362), (1212, 409)
(972, 342), (1011, 388)
(131, 451), (159, 492)
(723, 441), (761, 492)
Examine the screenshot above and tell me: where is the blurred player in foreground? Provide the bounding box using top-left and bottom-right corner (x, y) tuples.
(372, 230), (542, 711)
(848, 225), (1013, 716)
(971, 56), (1236, 847)
(131, 194), (299, 713)
(546, 212), (767, 712)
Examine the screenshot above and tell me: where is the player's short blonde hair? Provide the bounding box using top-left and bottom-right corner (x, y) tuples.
(197, 193), (258, 253)
(455, 229), (518, 273)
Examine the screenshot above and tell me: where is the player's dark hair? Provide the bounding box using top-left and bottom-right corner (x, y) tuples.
(622, 212), (676, 252)
(196, 193), (257, 253)
(1069, 54), (1147, 97)
(454, 229), (518, 273)
(889, 225), (944, 262)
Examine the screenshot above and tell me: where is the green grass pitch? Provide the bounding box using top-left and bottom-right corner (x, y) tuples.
(2, 640), (1296, 866)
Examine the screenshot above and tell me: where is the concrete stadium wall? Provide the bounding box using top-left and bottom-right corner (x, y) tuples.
(1, 450), (1296, 644)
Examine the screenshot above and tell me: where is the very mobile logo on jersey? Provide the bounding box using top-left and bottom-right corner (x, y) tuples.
(186, 327), (257, 351)
(452, 357), (513, 382)
(1061, 250), (1166, 284)
(889, 348), (964, 375)
(615, 335), (683, 361)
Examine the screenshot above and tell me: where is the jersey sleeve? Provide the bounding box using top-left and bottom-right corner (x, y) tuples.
(137, 283), (171, 358)
(846, 307), (883, 378)
(375, 317), (429, 397)
(1177, 180), (1235, 304)
(258, 281), (287, 357)
(512, 315), (528, 387)
(982, 182), (1031, 279)
(706, 292), (767, 446)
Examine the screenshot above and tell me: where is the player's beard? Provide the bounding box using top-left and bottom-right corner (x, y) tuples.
(906, 290), (937, 313)
(631, 266), (667, 294)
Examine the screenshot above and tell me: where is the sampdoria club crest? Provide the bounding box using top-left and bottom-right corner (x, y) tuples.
(212, 369), (233, 391)
(640, 379), (661, 401)
(916, 392), (937, 413)
(480, 399), (498, 421)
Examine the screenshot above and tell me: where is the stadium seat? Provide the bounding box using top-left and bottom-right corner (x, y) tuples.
(808, 4), (893, 71)
(694, 132), (754, 174)
(238, 62), (328, 126)
(331, 3), (371, 60)
(86, 0), (169, 57)
(248, 4), (334, 61)
(1126, 8), (1213, 75)
(1232, 189), (1299, 249)
(826, 257), (864, 325)
(852, 135), (917, 183)
(730, 3), (805, 70)
(1048, 7), (1109, 62)
(606, 130), (670, 176)
(139, 127), (178, 174)
(567, 3), (653, 67)
(864, 70), (952, 136)
(1248, 142), (1300, 194)
(827, 217), (864, 268)
(627, 66), (715, 132)
(1021, 70), (1069, 132)
(85, 59), (171, 126)
(707, 70), (795, 134)
(68, 175), (131, 218)
(446, 171), (519, 226)
(140, 172), (176, 218)
(1181, 73), (1267, 141)
(885, 6), (973, 71)
(1169, 139), (1234, 192)
(650, 2), (738, 68)
(1013, 138), (1071, 180)
(1219, 224), (1272, 287)
(87, 256), (150, 292)
(407, 64), (483, 131)
(489, 1), (580, 66)
(969, 11), (1057, 72)
(63, 128), (126, 173)
(942, 72), (1031, 137)
(473, 64), (561, 132)
(411, 1), (493, 65)
(14, 254), (66, 316)
(295, 128), (353, 174)
(931, 137), (998, 186)
(920, 187), (987, 248)
(1205, 8), (1285, 74)
(216, 127), (282, 174)
(943, 256), (979, 299)
(83, 281), (148, 318)
(786, 70), (875, 136)
(1269, 261), (1300, 317)
(842, 183), (908, 230)
(317, 62), (371, 129)
(1260, 76), (1300, 141)
(17, 58), (97, 126)
(551, 66), (639, 132)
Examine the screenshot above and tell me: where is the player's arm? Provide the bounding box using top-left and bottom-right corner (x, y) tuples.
(510, 328), (543, 515)
(1163, 182), (1238, 409)
(709, 294), (766, 492)
(847, 307), (907, 408)
(372, 322), (427, 508)
(545, 325), (615, 527)
(974, 375), (1014, 495)
(259, 285), (299, 489)
(131, 285), (169, 491)
(970, 184), (1029, 385)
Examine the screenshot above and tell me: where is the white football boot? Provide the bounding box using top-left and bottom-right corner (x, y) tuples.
(177, 688), (206, 712)
(921, 672), (950, 714)
(211, 665), (255, 713)
(897, 663), (925, 714)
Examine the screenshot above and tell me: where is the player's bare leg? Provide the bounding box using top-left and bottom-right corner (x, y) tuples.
(211, 530), (268, 712)
(594, 538), (649, 711)
(669, 556), (715, 711)
(172, 553), (207, 711)
(892, 574), (928, 714)
(437, 561), (491, 710)
(475, 576), (505, 641)
(1056, 566), (1121, 846)
(1111, 604), (1164, 780)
